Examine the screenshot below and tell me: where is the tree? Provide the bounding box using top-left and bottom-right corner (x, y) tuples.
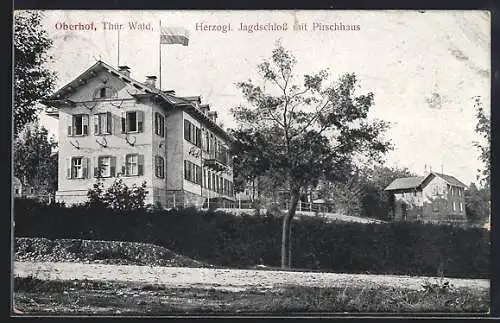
(14, 11), (57, 135)
(231, 43), (392, 268)
(13, 122), (58, 198)
(357, 165), (415, 220)
(472, 96), (490, 189)
(464, 182), (489, 225)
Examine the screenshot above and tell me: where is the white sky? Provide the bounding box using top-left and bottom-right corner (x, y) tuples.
(34, 10), (490, 186)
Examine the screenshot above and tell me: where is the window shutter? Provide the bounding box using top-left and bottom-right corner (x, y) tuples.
(121, 112), (126, 133)
(196, 165), (202, 184)
(82, 115), (89, 135)
(184, 160), (188, 180)
(196, 128), (201, 147)
(110, 156), (116, 177)
(93, 156), (98, 177)
(82, 157), (89, 178)
(106, 112), (112, 134)
(138, 154), (144, 176)
(94, 115), (99, 134)
(154, 113), (159, 135)
(184, 120), (189, 140)
(137, 111), (144, 132)
(122, 165), (126, 176)
(67, 125), (72, 137)
(66, 158), (71, 179)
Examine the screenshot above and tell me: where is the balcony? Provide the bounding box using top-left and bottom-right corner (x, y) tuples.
(204, 149), (230, 171)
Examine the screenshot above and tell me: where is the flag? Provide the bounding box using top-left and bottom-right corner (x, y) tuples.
(160, 26), (189, 46)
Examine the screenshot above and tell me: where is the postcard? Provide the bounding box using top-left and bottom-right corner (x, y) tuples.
(12, 9), (491, 316)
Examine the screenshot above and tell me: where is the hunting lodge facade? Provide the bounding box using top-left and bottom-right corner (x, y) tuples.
(44, 61), (235, 208)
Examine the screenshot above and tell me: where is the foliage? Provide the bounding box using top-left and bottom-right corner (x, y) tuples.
(357, 166), (416, 220)
(13, 122), (58, 196)
(14, 11), (57, 136)
(86, 178), (148, 211)
(231, 42), (392, 267)
(464, 182), (490, 225)
(472, 96), (490, 189)
(14, 198), (489, 279)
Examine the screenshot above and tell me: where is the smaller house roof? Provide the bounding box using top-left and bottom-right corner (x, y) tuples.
(385, 172), (467, 191)
(384, 176), (426, 191)
(432, 172), (467, 188)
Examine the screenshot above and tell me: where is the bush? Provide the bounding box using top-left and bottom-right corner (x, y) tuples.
(13, 198), (489, 278)
(86, 178), (148, 210)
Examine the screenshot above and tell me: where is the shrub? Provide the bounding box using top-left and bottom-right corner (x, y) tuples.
(13, 198), (489, 278)
(86, 178), (148, 211)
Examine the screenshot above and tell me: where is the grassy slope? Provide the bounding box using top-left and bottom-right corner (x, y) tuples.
(13, 277), (489, 315)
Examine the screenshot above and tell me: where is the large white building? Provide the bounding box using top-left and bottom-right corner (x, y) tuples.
(43, 61), (235, 208)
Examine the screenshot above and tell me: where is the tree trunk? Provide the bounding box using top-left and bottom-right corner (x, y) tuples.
(281, 188), (300, 268)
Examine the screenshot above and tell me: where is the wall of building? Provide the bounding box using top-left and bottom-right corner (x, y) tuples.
(56, 70), (155, 205)
(393, 190), (423, 221)
(391, 174), (467, 224)
(421, 175), (467, 223)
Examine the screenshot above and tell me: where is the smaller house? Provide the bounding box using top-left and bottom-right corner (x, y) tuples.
(385, 172), (467, 225)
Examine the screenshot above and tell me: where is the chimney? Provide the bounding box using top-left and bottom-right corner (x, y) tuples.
(145, 76), (157, 88)
(207, 111), (218, 123)
(118, 65), (131, 77)
(200, 104), (210, 115)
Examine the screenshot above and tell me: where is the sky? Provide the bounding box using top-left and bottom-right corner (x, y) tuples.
(32, 10), (490, 186)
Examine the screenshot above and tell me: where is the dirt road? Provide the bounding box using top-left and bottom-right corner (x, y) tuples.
(13, 261), (489, 292)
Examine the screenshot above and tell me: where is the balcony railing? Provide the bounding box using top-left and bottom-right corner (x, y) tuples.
(204, 149), (230, 170)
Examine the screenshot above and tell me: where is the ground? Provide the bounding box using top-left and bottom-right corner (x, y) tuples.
(13, 261), (490, 315)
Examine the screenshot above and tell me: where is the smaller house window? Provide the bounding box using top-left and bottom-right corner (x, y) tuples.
(94, 112), (112, 135)
(94, 86), (116, 99)
(155, 156), (165, 178)
(154, 112), (165, 137)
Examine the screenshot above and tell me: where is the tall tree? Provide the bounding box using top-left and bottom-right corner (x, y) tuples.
(472, 96), (490, 189)
(231, 43), (392, 268)
(14, 11), (57, 135)
(14, 122), (58, 197)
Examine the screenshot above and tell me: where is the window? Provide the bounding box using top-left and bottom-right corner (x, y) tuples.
(68, 114), (89, 136)
(15, 189), (19, 195)
(121, 111), (144, 133)
(459, 202), (463, 212)
(94, 112), (112, 135)
(452, 201), (456, 212)
(184, 160), (201, 184)
(68, 157), (89, 179)
(155, 112), (165, 137)
(184, 119), (201, 147)
(155, 156), (165, 178)
(94, 86), (116, 99)
(124, 154), (144, 176)
(95, 156), (116, 178)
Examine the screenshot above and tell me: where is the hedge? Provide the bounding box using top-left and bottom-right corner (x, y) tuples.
(13, 198), (490, 278)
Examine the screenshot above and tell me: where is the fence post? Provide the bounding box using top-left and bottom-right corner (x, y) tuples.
(310, 202), (312, 212)
(299, 200), (302, 211)
(238, 197), (241, 209)
(173, 194), (176, 208)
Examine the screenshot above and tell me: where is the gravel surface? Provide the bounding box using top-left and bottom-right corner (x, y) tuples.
(13, 261), (489, 292)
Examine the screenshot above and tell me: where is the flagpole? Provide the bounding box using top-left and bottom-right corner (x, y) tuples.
(159, 20), (162, 90)
(117, 28), (120, 67)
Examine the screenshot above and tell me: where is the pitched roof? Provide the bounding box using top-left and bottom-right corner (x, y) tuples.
(384, 172), (467, 191)
(42, 61), (233, 142)
(432, 172), (467, 188)
(384, 176), (426, 190)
